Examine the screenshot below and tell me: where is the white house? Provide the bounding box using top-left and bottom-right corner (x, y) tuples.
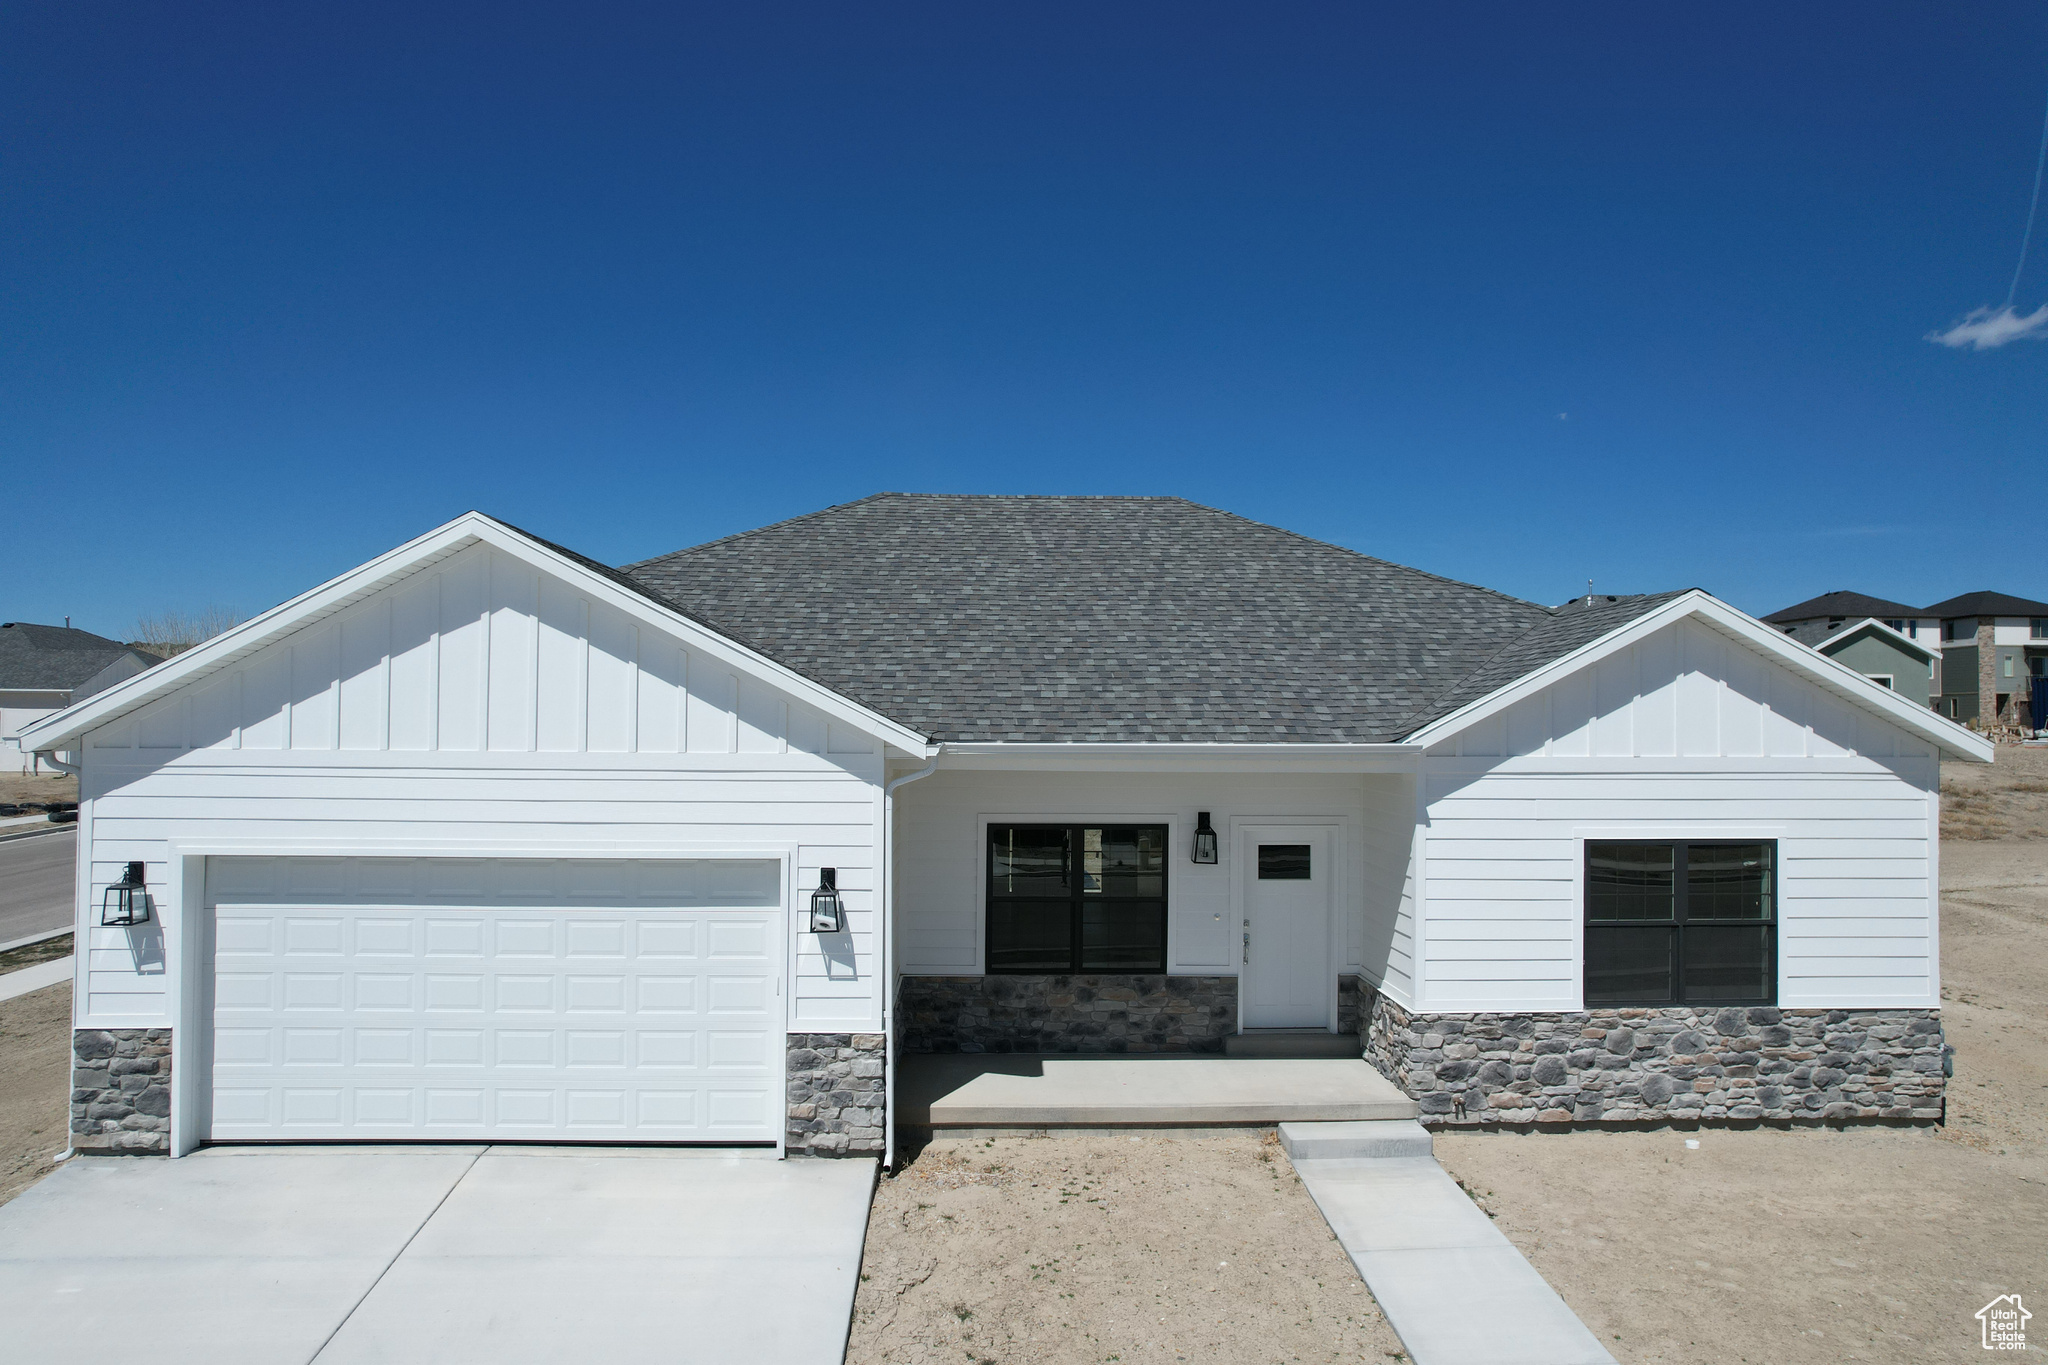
(11, 496), (1989, 1162)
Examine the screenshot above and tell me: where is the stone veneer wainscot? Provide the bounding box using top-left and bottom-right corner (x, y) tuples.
(786, 1033), (885, 1155)
(1362, 990), (1945, 1125)
(71, 1028), (173, 1154)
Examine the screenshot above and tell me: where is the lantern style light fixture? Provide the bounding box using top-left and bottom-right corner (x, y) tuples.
(809, 867), (845, 933)
(1191, 812), (1218, 865)
(101, 861), (154, 926)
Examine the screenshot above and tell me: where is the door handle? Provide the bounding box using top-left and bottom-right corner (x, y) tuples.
(1242, 930), (1250, 963)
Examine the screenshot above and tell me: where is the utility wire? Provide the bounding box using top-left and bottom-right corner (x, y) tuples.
(2005, 78), (2048, 308)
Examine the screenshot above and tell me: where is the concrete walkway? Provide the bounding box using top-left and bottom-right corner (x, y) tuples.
(1282, 1122), (1616, 1365)
(0, 954), (72, 1003)
(899, 1052), (1416, 1127)
(0, 1145), (877, 1365)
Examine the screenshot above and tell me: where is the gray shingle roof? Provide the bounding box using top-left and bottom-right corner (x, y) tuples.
(619, 495), (1683, 745)
(0, 622), (149, 691)
(1394, 591), (1693, 736)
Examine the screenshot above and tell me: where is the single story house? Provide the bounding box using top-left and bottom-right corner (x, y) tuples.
(0, 622), (157, 775)
(1812, 619), (1937, 709)
(11, 495), (1989, 1162)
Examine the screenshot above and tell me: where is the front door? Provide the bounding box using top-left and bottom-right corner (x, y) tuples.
(1240, 826), (1333, 1029)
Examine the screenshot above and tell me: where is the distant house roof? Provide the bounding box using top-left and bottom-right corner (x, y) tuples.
(624, 494), (1682, 744)
(0, 623), (152, 692)
(1762, 591), (1923, 624)
(1921, 590), (2048, 618)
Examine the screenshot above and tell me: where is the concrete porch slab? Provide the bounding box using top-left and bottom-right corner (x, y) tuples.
(898, 1052), (1417, 1127)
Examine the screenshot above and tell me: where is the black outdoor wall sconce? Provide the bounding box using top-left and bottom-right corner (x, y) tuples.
(1191, 812), (1218, 865)
(101, 861), (154, 926)
(809, 867), (846, 933)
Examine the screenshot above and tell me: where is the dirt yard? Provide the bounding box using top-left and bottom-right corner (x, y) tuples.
(0, 771), (77, 809)
(0, 983), (71, 1207)
(848, 1131), (1403, 1364)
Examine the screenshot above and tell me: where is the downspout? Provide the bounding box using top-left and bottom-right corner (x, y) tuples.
(882, 754), (939, 1173)
(35, 751), (80, 777)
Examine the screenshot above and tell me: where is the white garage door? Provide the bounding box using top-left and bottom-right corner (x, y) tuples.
(205, 856), (783, 1144)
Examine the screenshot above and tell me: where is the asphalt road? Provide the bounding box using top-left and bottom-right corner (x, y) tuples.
(0, 828), (76, 946)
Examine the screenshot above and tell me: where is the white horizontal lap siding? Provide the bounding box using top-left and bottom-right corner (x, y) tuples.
(73, 541), (889, 1032)
(893, 769), (1371, 978)
(1358, 773), (1415, 1006)
(1418, 618), (1940, 1013)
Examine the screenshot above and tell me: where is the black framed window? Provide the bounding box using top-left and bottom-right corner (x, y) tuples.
(1584, 841), (1775, 1006)
(987, 825), (1166, 973)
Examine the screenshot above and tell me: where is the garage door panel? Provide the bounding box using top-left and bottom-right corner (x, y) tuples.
(206, 856), (783, 1144)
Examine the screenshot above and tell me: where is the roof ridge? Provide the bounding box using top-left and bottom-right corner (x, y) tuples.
(1170, 498), (1554, 616)
(619, 493), (900, 570)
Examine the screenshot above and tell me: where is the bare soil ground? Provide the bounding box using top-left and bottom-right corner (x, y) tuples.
(847, 1132), (1404, 1364)
(1940, 742), (2048, 841)
(0, 772), (77, 809)
(0, 983), (70, 1207)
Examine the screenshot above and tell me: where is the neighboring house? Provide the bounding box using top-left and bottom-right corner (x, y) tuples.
(1813, 619), (1938, 709)
(1924, 591), (2048, 729)
(14, 496), (1989, 1162)
(1762, 592), (1942, 698)
(0, 622), (157, 775)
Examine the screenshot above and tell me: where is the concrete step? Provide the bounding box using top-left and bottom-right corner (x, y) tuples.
(899, 1053), (1418, 1127)
(1278, 1119), (1433, 1161)
(1223, 1031), (1360, 1059)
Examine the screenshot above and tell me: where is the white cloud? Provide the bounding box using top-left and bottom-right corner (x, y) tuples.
(1925, 303), (2048, 350)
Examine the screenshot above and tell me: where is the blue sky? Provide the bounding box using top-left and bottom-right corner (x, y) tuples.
(6, 3), (2046, 639)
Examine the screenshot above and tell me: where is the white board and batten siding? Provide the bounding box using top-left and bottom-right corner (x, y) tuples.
(73, 541), (888, 1034)
(1416, 618), (1942, 1014)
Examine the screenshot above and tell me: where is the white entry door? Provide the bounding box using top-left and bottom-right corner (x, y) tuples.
(1240, 826), (1333, 1029)
(204, 856), (784, 1144)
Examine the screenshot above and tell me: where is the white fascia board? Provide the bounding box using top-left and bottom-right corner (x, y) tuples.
(1405, 590), (1994, 764)
(16, 512), (934, 757)
(934, 741), (1422, 773)
(1817, 617), (1936, 663)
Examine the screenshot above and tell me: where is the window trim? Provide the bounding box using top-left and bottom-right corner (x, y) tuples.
(1579, 837), (1779, 1008)
(983, 819), (1172, 975)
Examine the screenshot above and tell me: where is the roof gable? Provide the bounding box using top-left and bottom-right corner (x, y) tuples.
(1817, 618), (1935, 662)
(1406, 592), (1991, 763)
(15, 513), (931, 756)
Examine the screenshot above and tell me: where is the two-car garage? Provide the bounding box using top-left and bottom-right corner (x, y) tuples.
(196, 856), (787, 1145)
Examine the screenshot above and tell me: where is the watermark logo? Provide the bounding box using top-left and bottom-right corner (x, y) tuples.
(1978, 1294), (2030, 1351)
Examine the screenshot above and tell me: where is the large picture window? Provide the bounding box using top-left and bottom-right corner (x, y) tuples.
(1584, 841), (1776, 1006)
(987, 824), (1167, 973)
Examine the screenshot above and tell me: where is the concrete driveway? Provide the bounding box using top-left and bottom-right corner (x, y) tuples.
(0, 1145), (876, 1364)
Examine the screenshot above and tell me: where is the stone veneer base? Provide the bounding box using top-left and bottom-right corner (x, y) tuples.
(898, 974), (1238, 1055)
(786, 1033), (884, 1156)
(72, 1028), (173, 1155)
(1362, 990), (1945, 1126)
